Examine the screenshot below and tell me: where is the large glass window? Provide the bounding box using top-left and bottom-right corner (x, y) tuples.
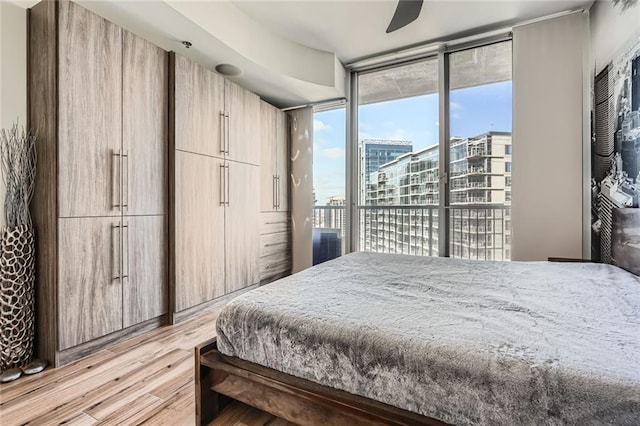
(312, 107), (346, 265)
(353, 39), (513, 261)
(448, 41), (512, 260)
(357, 58), (440, 256)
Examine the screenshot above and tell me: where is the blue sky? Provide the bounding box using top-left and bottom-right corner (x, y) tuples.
(313, 81), (512, 205)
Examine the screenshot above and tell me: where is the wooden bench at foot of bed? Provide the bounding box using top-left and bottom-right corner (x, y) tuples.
(195, 338), (448, 426)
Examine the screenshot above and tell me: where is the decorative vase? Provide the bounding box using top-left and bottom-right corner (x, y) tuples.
(0, 224), (36, 371)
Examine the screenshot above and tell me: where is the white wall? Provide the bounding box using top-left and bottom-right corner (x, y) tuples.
(0, 1), (28, 228)
(511, 12), (589, 261)
(290, 107), (313, 273)
(591, 0), (640, 74)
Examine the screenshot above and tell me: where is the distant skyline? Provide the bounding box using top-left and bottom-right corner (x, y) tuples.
(313, 81), (512, 205)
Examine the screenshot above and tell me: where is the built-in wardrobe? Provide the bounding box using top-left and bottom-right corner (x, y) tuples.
(259, 102), (292, 284)
(170, 54), (291, 319)
(29, 0), (291, 366)
(171, 53), (263, 317)
(29, 0), (168, 366)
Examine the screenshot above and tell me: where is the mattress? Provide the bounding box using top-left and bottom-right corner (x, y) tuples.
(216, 252), (640, 425)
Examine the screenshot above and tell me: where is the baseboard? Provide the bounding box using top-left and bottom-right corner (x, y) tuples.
(56, 314), (168, 367)
(172, 284), (259, 324)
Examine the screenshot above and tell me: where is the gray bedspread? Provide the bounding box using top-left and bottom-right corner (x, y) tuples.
(216, 252), (640, 425)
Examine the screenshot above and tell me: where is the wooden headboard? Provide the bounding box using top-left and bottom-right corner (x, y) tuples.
(612, 208), (640, 276)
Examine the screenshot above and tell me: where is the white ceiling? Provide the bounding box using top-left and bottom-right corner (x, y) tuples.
(233, 0), (594, 63)
(14, 0), (595, 107)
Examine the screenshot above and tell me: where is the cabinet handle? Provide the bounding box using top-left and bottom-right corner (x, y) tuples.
(111, 223), (121, 281)
(276, 175), (281, 210)
(264, 241), (287, 247)
(219, 111), (225, 155)
(225, 163), (230, 206)
(122, 222), (129, 280)
(112, 151), (121, 209)
(225, 112), (230, 155)
(122, 152), (129, 211)
(273, 175), (277, 210)
(219, 164), (225, 205)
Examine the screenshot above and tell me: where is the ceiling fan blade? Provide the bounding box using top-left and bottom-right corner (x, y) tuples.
(386, 0), (424, 33)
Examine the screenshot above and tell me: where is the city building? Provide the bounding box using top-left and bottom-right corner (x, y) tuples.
(359, 139), (413, 204)
(596, 154), (640, 263)
(362, 132), (512, 260)
(314, 195), (346, 233)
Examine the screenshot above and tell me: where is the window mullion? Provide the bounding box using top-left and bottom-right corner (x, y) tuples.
(438, 51), (450, 257)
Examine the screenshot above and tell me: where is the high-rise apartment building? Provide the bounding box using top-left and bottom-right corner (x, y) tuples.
(362, 132), (512, 260)
(359, 139), (413, 204)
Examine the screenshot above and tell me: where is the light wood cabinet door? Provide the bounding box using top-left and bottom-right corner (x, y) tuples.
(225, 80), (261, 165)
(58, 2), (122, 218)
(174, 54), (225, 158)
(174, 151), (226, 311)
(260, 101), (277, 212)
(122, 215), (167, 328)
(275, 109), (290, 212)
(58, 217), (123, 350)
(123, 31), (168, 216)
(225, 162), (261, 293)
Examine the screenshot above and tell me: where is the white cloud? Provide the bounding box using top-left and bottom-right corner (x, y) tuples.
(386, 128), (413, 141)
(450, 101), (462, 119)
(318, 147), (345, 160)
(314, 119), (331, 133)
(435, 121), (439, 127)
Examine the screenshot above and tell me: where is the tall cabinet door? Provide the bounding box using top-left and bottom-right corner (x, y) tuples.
(225, 162), (260, 293)
(225, 80), (261, 165)
(174, 54), (225, 158)
(123, 215), (167, 328)
(174, 151), (226, 311)
(57, 1), (122, 218)
(122, 30), (168, 216)
(260, 102), (277, 212)
(275, 110), (289, 212)
(58, 217), (123, 350)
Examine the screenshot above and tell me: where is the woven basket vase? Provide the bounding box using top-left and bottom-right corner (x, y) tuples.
(0, 225), (36, 371)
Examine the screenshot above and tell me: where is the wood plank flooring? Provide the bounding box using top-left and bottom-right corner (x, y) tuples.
(0, 302), (294, 426)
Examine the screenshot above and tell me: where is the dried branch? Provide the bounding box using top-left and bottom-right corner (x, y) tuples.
(613, 0), (639, 12)
(0, 123), (37, 229)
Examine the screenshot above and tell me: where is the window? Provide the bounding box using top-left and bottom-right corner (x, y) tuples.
(358, 58), (440, 256)
(352, 40), (513, 262)
(449, 41), (513, 261)
(312, 107), (346, 265)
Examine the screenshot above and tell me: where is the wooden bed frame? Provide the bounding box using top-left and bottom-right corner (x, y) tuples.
(195, 338), (448, 426)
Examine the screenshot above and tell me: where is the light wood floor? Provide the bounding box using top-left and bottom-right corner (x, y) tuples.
(0, 302), (294, 426)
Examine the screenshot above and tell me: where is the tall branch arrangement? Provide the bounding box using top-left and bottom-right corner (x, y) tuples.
(0, 124), (37, 229)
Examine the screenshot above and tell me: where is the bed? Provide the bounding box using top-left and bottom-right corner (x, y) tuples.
(196, 252), (640, 425)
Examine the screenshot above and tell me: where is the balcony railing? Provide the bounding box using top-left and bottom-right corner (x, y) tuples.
(313, 205), (346, 238)
(313, 204), (511, 261)
(449, 206), (511, 261)
(359, 205), (439, 257)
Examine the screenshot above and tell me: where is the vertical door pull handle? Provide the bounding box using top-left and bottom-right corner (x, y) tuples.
(219, 111), (225, 155)
(122, 222), (129, 279)
(220, 164), (226, 205)
(273, 175), (277, 210)
(112, 151), (121, 209)
(276, 175), (281, 210)
(225, 113), (230, 155)
(122, 152), (129, 211)
(225, 164), (230, 206)
(111, 223), (121, 281)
